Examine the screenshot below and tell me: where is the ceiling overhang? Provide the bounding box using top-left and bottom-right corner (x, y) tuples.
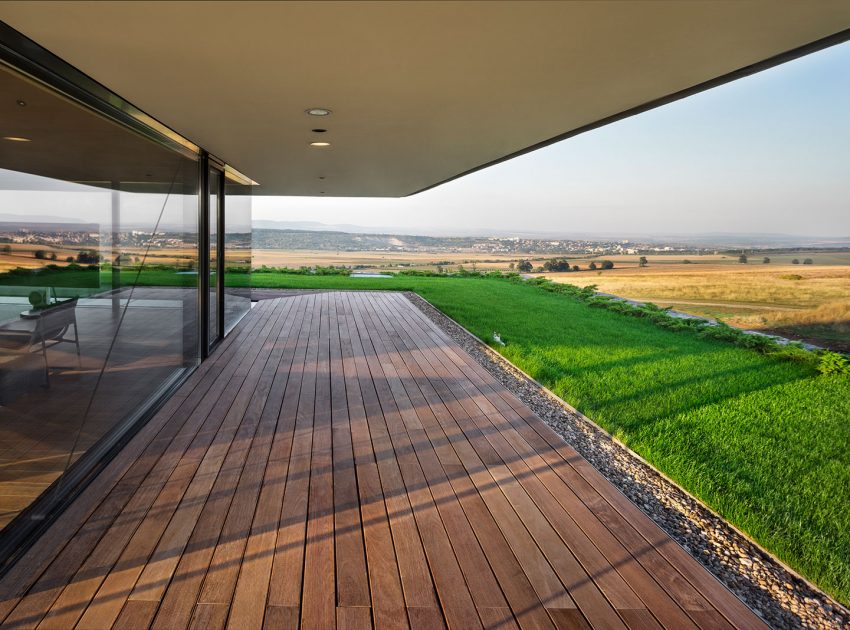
(1, 1), (849, 197)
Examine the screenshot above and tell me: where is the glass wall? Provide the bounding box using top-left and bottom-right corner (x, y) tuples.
(224, 174), (252, 333)
(208, 167), (220, 347)
(0, 64), (199, 529)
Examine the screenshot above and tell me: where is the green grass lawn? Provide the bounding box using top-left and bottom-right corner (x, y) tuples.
(238, 272), (850, 606)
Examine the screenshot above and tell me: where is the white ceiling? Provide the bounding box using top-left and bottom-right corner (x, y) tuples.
(1, 1), (849, 197)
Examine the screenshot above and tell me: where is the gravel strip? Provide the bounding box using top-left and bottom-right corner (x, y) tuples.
(404, 290), (849, 630)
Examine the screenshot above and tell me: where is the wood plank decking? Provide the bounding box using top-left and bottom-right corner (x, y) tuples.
(0, 292), (765, 629)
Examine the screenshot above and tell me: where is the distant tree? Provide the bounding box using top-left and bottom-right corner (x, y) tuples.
(601, 260), (614, 270)
(517, 260), (533, 273)
(571, 265), (579, 271)
(588, 261), (597, 270)
(682, 259), (692, 264)
(638, 256), (648, 267)
(1, 245), (11, 254)
(77, 249), (100, 264)
(34, 249), (46, 259)
(738, 254), (748, 264)
(48, 252), (57, 260)
(792, 258), (800, 265)
(542, 258), (570, 272)
(436, 264), (444, 274)
(762, 257), (770, 264)
(803, 258), (814, 265)
(508, 262), (515, 270)
(66, 256), (74, 263)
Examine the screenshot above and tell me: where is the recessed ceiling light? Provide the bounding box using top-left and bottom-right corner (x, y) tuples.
(3, 136), (30, 142)
(310, 141), (331, 147)
(318, 176), (326, 180)
(306, 108), (331, 116)
(16, 99), (26, 107)
(311, 128), (327, 133)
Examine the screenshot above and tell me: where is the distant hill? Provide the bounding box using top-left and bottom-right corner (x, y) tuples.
(252, 220), (850, 248)
(251, 226), (850, 255)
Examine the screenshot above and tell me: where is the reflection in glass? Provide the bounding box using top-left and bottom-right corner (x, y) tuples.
(0, 64), (199, 530)
(209, 168), (220, 347)
(224, 175), (251, 333)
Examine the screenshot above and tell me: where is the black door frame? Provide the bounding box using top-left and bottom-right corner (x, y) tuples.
(200, 153), (226, 359)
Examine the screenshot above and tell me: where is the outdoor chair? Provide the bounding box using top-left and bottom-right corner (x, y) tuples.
(0, 298), (81, 388)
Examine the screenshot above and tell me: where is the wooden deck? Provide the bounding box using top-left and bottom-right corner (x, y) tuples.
(0, 292), (765, 629)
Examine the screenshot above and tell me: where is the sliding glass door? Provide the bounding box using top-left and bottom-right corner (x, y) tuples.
(0, 62), (200, 537)
(0, 29), (250, 561)
(207, 165), (222, 350)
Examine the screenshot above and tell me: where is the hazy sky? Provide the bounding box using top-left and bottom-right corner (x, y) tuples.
(255, 41), (850, 238)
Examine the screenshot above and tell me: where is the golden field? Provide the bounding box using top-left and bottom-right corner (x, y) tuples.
(543, 255), (850, 350)
(0, 244), (197, 272)
(251, 248), (541, 270)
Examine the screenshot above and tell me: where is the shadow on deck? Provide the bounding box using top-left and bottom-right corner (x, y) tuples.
(0, 292), (765, 629)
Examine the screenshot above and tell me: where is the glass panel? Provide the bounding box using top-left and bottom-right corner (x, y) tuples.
(0, 64), (199, 530)
(208, 168), (220, 346)
(224, 175), (251, 333)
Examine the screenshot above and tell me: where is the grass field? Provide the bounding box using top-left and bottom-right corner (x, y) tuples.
(235, 272), (850, 606)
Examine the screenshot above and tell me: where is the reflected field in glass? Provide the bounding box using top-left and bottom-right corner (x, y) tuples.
(224, 173), (251, 333)
(0, 64), (199, 528)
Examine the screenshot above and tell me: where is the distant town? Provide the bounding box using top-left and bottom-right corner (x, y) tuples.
(0, 222), (847, 260)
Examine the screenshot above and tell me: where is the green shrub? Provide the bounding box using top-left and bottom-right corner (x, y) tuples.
(817, 351), (850, 376)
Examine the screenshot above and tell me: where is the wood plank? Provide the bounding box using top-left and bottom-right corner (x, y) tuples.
(155, 296), (308, 629)
(263, 605), (300, 629)
(72, 299), (292, 629)
(301, 292), (337, 629)
(336, 606), (373, 630)
(348, 293), (483, 629)
(339, 297), (415, 624)
(130, 297), (300, 605)
(357, 296), (513, 614)
(113, 599), (159, 630)
(7, 302), (282, 630)
(226, 295), (318, 628)
(356, 295), (555, 630)
(364, 296), (578, 617)
(330, 295), (371, 610)
(265, 293), (321, 609)
(189, 602), (229, 630)
(343, 306), (439, 611)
